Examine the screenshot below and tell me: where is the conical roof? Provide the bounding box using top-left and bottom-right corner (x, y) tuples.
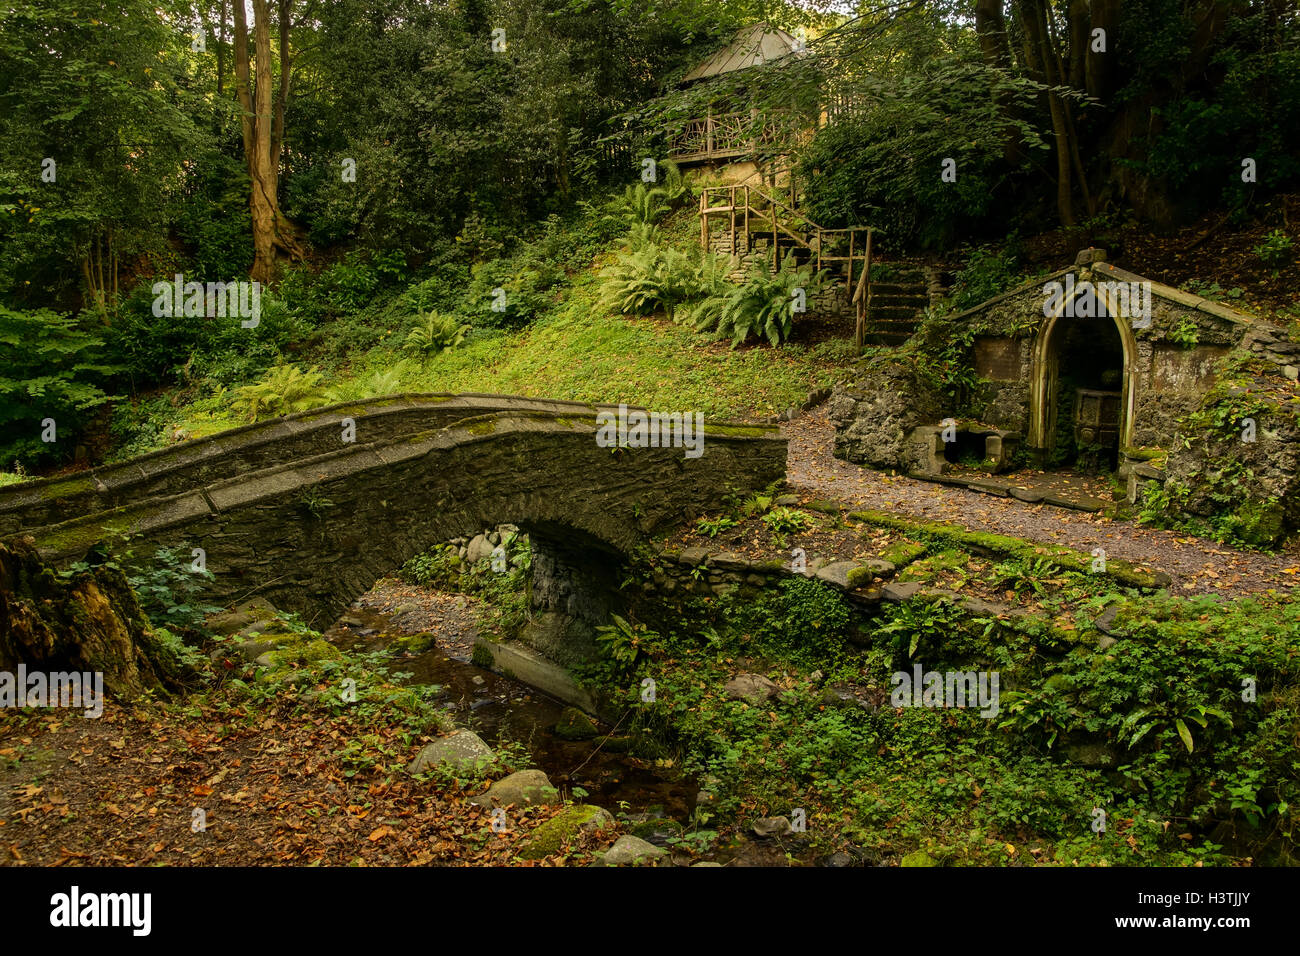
(681, 22), (805, 83)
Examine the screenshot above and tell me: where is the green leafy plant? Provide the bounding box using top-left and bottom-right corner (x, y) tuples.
(125, 547), (222, 635)
(602, 161), (688, 228)
(1182, 279), (1244, 302)
(1167, 315), (1201, 349)
(1119, 701), (1233, 753)
(0, 304), (118, 467)
(695, 515), (738, 538)
(598, 238), (727, 321)
(688, 254), (827, 347)
(402, 310), (469, 356)
(593, 614), (655, 678)
(228, 364), (328, 422)
(1253, 229), (1294, 269)
(761, 506), (811, 536)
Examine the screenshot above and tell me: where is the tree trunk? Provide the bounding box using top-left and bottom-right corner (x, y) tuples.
(216, 0), (226, 97)
(1087, 0), (1122, 100)
(1017, 0), (1076, 226)
(0, 541), (186, 699)
(975, 0), (1026, 166)
(235, 0), (304, 283)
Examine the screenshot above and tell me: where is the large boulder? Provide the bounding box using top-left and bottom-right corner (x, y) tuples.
(829, 357), (946, 471)
(1162, 357), (1300, 545)
(519, 804), (614, 860)
(467, 534), (495, 564)
(554, 706), (599, 741)
(0, 540), (188, 699)
(591, 835), (667, 867)
(409, 730), (494, 774)
(469, 769), (559, 808)
(723, 672), (781, 704)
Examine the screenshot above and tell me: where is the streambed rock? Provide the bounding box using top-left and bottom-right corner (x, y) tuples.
(591, 835), (667, 866)
(519, 804), (614, 860)
(554, 706), (599, 741)
(752, 816), (793, 838)
(409, 730), (494, 774)
(469, 769), (559, 808)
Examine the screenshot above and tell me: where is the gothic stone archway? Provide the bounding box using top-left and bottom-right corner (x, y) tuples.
(1028, 282), (1140, 464)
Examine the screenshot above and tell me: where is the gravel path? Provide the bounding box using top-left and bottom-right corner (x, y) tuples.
(781, 404), (1300, 596)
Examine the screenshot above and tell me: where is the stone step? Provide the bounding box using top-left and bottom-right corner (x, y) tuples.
(868, 294), (928, 307)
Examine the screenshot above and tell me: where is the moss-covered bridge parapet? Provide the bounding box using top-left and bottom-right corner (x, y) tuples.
(1, 395), (786, 627)
(0, 393), (682, 535)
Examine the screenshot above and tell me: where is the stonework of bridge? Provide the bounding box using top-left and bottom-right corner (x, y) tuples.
(0, 394), (786, 629)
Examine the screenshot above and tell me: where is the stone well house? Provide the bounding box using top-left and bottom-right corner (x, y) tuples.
(830, 249), (1300, 536)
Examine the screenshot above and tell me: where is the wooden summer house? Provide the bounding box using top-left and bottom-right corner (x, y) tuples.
(667, 22), (807, 166)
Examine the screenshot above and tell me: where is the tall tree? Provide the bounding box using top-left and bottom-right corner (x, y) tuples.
(233, 0), (304, 282)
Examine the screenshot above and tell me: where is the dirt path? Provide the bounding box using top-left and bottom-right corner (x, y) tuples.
(781, 405), (1300, 596)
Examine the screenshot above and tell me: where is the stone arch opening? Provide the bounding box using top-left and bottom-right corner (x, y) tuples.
(1029, 286), (1138, 472)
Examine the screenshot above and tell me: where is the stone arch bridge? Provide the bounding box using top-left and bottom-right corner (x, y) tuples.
(0, 394), (785, 631)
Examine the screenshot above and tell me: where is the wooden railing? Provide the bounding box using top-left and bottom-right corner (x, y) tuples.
(699, 183), (875, 346)
(669, 110), (792, 162)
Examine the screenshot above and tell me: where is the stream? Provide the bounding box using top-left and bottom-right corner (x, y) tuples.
(322, 593), (813, 865)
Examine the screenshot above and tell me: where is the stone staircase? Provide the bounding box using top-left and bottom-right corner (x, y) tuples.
(861, 267), (930, 346)
(699, 183), (875, 324)
(698, 184), (956, 348)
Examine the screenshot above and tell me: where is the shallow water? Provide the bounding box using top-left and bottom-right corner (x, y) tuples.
(323, 605), (695, 820)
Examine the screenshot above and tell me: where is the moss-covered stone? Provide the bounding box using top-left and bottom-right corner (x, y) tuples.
(878, 540), (929, 567)
(396, 631), (438, 653)
(850, 509), (1170, 589)
(518, 804), (614, 860)
(470, 642), (495, 669)
(845, 565), (875, 589)
(554, 706), (599, 740)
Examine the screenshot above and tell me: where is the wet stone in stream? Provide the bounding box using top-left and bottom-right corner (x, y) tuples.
(323, 602), (696, 823)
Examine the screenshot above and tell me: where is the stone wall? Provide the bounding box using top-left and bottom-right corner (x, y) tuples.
(829, 359), (946, 471)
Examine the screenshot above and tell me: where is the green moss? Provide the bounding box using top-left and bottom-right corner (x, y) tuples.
(463, 417), (499, 436)
(396, 632), (438, 653)
(1122, 446), (1166, 462)
(878, 540), (929, 567)
(271, 638), (342, 666)
(470, 642), (495, 669)
(898, 548), (968, 581)
(850, 509), (1168, 590)
(554, 706), (599, 740)
(518, 804), (612, 860)
(704, 424), (777, 439)
(804, 499), (843, 514)
(846, 565), (876, 589)
(38, 474), (97, 500)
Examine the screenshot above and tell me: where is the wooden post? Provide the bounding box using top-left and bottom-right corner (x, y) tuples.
(864, 227), (873, 320)
(847, 231), (855, 302)
(729, 184), (736, 256)
(815, 228), (821, 274)
(743, 186), (749, 255)
(854, 228), (874, 351)
(700, 190), (707, 249)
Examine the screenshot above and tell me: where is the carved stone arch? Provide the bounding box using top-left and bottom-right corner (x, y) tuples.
(1028, 278), (1139, 457)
